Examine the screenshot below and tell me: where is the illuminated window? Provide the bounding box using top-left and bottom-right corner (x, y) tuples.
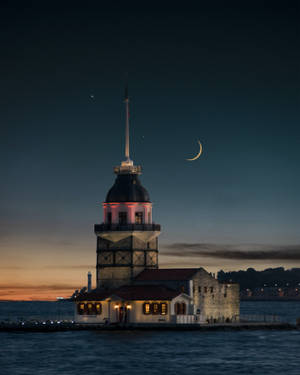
(119, 212), (127, 225)
(107, 212), (112, 224)
(175, 302), (186, 315)
(143, 302), (151, 315)
(77, 303), (85, 315)
(87, 303), (95, 315)
(160, 303), (168, 315)
(95, 303), (102, 315)
(152, 303), (159, 315)
(135, 212), (143, 224)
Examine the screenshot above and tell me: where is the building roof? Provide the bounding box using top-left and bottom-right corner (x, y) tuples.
(106, 173), (150, 203)
(75, 285), (182, 301)
(134, 268), (200, 281)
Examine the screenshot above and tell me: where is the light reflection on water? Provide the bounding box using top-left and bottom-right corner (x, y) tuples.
(1, 301), (300, 375)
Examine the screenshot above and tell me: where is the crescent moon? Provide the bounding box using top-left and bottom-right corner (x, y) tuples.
(186, 140), (203, 161)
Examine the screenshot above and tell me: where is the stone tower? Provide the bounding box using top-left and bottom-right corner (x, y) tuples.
(95, 88), (161, 289)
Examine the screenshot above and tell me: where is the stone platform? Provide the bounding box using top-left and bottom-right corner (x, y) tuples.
(0, 321), (298, 332)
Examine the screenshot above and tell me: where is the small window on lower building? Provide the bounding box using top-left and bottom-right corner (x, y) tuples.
(152, 303), (160, 315)
(87, 303), (95, 315)
(160, 303), (168, 315)
(95, 303), (102, 315)
(77, 303), (85, 315)
(143, 302), (151, 315)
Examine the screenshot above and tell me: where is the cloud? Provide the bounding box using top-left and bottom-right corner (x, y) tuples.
(161, 243), (300, 260)
(42, 265), (94, 270)
(0, 284), (79, 291)
(0, 265), (94, 270)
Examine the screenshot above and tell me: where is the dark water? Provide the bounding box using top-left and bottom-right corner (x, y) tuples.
(1, 301), (300, 375)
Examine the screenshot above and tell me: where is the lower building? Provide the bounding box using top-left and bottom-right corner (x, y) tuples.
(75, 268), (239, 325)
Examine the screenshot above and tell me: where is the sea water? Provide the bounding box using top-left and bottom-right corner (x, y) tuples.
(1, 301), (300, 375)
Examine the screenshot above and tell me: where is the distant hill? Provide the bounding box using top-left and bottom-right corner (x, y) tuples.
(218, 267), (300, 290)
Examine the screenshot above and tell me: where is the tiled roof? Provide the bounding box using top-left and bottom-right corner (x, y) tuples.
(75, 285), (181, 301)
(134, 268), (200, 281)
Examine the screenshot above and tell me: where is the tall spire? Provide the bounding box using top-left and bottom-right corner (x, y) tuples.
(113, 83), (141, 175)
(124, 83), (130, 162)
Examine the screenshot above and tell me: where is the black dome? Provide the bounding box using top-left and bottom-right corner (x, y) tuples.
(105, 174), (150, 203)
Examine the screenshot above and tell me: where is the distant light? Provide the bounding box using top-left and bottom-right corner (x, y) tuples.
(90, 94), (94, 99)
(114, 305), (119, 309)
(126, 305), (132, 309)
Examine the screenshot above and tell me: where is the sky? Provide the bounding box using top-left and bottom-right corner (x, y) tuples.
(0, 2), (300, 300)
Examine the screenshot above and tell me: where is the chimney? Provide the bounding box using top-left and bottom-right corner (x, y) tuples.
(87, 271), (92, 292)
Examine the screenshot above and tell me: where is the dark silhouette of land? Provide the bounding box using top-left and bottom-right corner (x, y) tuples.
(218, 267), (300, 300)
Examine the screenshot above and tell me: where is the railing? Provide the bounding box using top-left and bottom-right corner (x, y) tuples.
(171, 315), (196, 324)
(94, 224), (161, 232)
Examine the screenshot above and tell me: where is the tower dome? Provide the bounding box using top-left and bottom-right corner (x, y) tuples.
(106, 173), (150, 203)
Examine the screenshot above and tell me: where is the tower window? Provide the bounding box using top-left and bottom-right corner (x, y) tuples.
(107, 212), (112, 224)
(119, 212), (127, 225)
(135, 212), (143, 224)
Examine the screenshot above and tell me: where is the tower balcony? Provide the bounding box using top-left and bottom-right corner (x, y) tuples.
(94, 223), (161, 234)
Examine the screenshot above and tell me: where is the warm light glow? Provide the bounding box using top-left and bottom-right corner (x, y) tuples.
(114, 304), (119, 309)
(126, 305), (132, 309)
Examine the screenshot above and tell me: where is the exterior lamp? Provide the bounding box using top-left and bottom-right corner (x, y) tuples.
(114, 305), (119, 309)
(126, 305), (132, 309)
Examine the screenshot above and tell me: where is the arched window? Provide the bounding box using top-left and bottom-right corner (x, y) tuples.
(143, 302), (151, 315)
(175, 302), (186, 315)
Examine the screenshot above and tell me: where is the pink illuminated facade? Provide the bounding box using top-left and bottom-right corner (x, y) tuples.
(103, 202), (152, 225)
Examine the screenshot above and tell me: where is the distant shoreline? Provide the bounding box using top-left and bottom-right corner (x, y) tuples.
(241, 297), (300, 302)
